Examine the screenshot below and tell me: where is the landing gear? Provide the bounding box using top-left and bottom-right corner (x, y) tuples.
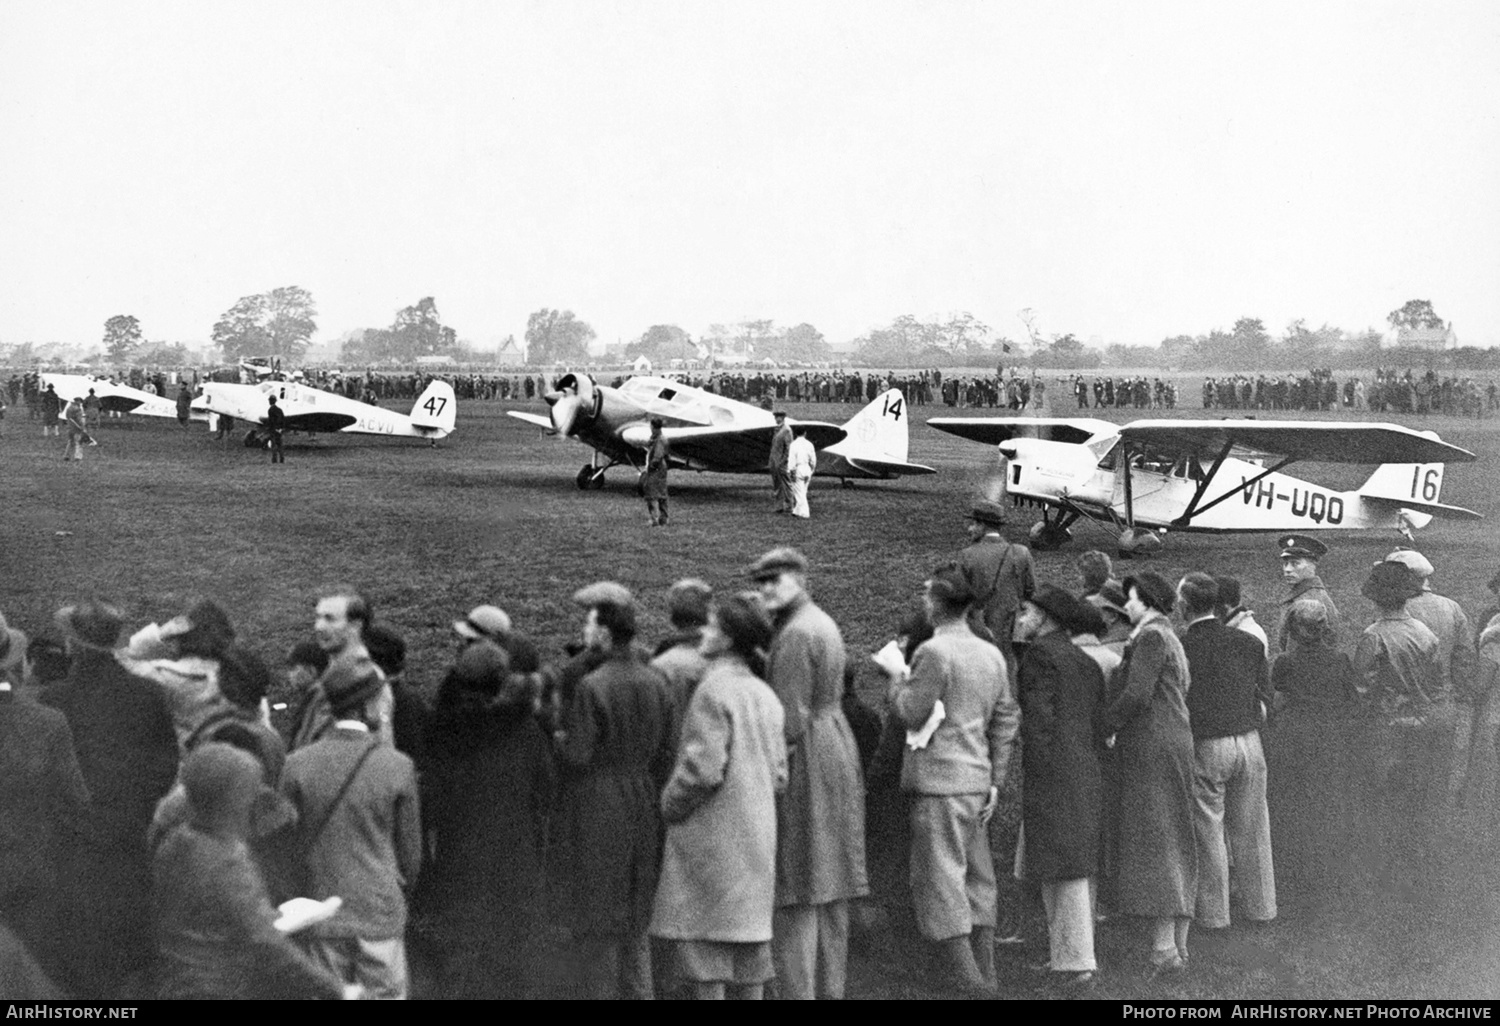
(243, 429), (265, 448)
(1028, 509), (1078, 551)
(575, 463), (607, 490)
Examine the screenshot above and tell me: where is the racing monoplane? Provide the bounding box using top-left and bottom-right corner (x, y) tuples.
(41, 373), (188, 421)
(927, 416), (1481, 554)
(192, 377), (457, 447)
(508, 374), (935, 488)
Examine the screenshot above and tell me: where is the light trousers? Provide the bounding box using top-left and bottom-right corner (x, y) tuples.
(1040, 878), (1096, 972)
(1192, 730), (1277, 928)
(771, 900), (848, 1000)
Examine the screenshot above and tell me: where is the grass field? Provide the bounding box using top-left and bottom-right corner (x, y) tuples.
(5, 389), (1499, 1000)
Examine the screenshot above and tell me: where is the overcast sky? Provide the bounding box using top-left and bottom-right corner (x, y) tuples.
(3, 1), (1497, 353)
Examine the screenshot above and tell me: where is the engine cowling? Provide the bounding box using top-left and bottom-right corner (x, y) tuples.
(549, 373), (599, 436)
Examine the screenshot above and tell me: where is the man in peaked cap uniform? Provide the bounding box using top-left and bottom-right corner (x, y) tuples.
(957, 500), (1036, 676)
(1277, 534), (1339, 652)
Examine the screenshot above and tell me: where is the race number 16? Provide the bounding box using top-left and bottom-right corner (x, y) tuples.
(1411, 467), (1439, 502)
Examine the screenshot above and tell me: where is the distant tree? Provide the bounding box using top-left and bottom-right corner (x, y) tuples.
(777, 322), (831, 363)
(212, 286), (317, 363)
(102, 314), (143, 363)
(1158, 334), (1198, 366)
(525, 309), (595, 366)
(1387, 299), (1445, 330)
(626, 324), (695, 362)
(139, 341), (191, 365)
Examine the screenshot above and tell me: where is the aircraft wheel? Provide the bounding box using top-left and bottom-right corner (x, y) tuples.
(1028, 521), (1073, 551)
(575, 464), (594, 490)
(243, 429), (263, 448)
(588, 471), (607, 491)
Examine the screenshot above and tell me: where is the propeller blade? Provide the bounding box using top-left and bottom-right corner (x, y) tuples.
(551, 394), (580, 436)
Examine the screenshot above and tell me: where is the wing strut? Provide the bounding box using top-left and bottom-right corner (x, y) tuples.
(1173, 440), (1235, 525)
(1170, 455), (1296, 527)
(1121, 445), (1135, 528)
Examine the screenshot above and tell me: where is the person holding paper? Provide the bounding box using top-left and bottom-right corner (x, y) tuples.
(887, 565), (1020, 993)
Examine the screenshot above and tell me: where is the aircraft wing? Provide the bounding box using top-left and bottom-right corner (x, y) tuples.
(926, 417), (1117, 446)
(1119, 420), (1477, 464)
(621, 421), (848, 473)
(506, 411), (556, 430)
(840, 456), (938, 477)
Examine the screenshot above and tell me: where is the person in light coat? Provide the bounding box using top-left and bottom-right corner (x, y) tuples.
(651, 593), (789, 1000)
(787, 427), (817, 519)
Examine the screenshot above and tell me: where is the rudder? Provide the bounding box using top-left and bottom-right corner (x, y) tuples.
(834, 388), (911, 462)
(410, 381), (457, 435)
(1360, 462), (1444, 504)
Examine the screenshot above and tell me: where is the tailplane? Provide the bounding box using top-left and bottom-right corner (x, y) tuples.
(1357, 461), (1481, 525)
(824, 389), (935, 477)
(410, 381), (457, 437)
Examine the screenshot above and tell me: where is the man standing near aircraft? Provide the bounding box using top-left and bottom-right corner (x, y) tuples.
(62, 396), (89, 461)
(1277, 535), (1340, 651)
(958, 500), (1036, 676)
(787, 426), (817, 519)
(643, 417), (670, 527)
(770, 410), (794, 514)
(267, 395), (286, 464)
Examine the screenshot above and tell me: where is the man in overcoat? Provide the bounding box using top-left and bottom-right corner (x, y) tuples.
(643, 417), (671, 526)
(957, 500), (1036, 674)
(752, 548), (868, 999)
(549, 582), (674, 999)
(769, 410), (794, 513)
(1013, 585), (1105, 986)
(1277, 534), (1340, 651)
(44, 600), (179, 996)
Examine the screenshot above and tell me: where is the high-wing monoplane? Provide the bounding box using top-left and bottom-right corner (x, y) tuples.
(508, 374), (935, 488)
(192, 378), (457, 446)
(41, 373), (188, 420)
(928, 416), (1481, 554)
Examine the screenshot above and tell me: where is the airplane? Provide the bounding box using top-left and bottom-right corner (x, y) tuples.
(191, 377), (457, 446)
(40, 373), (190, 421)
(927, 415), (1482, 554)
(508, 373), (935, 489)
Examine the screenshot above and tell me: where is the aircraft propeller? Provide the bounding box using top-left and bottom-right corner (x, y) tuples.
(548, 374), (597, 437)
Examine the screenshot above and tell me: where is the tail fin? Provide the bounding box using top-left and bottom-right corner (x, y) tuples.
(833, 389), (912, 463)
(1359, 462), (1445, 505)
(410, 381), (457, 436)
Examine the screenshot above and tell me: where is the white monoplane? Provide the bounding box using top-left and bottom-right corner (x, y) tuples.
(41, 373), (187, 420)
(192, 378), (457, 447)
(508, 373), (934, 488)
(928, 416), (1481, 553)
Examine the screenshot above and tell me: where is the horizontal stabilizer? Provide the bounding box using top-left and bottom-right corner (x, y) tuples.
(1359, 494), (1483, 522)
(843, 456), (937, 477)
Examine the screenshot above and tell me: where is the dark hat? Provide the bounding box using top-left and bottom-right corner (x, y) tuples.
(1027, 584), (1083, 629)
(773, 410), (788, 420)
(54, 600), (125, 651)
(571, 581), (635, 608)
(1122, 571), (1177, 614)
(1279, 534), (1328, 560)
(1362, 560), (1423, 607)
(450, 640), (511, 697)
(321, 654), (384, 715)
(1088, 580), (1130, 620)
(181, 742), (263, 820)
(649, 416), (665, 429)
(748, 547), (809, 582)
(968, 500), (1008, 527)
(454, 604), (512, 641)
(925, 565), (974, 607)
(1067, 599), (1109, 638)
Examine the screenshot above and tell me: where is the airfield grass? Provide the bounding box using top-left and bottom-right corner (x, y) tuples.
(5, 392), (1500, 1000)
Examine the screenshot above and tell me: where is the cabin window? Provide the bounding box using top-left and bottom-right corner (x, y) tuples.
(1095, 440), (1121, 471)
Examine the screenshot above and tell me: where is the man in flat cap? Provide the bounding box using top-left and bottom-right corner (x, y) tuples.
(1351, 560), (1448, 900)
(281, 655), (422, 999)
(750, 548), (867, 999)
(957, 500), (1036, 676)
(44, 600), (179, 996)
(549, 582), (673, 998)
(1011, 584), (1102, 987)
(1277, 534), (1339, 652)
(650, 578), (713, 748)
(770, 410), (794, 514)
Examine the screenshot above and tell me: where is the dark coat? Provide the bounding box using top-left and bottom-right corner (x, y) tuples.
(153, 823), (344, 1000)
(0, 690), (91, 898)
(1017, 633), (1104, 882)
(642, 433), (670, 499)
(553, 648), (674, 936)
(1180, 618), (1271, 741)
(423, 698), (556, 998)
(43, 649), (179, 993)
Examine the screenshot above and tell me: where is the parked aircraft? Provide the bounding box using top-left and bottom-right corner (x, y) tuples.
(927, 416), (1481, 553)
(508, 374), (934, 488)
(192, 378), (457, 446)
(40, 374), (187, 420)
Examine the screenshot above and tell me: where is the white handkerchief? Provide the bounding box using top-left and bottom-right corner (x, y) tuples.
(870, 639), (908, 680)
(905, 699), (945, 751)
